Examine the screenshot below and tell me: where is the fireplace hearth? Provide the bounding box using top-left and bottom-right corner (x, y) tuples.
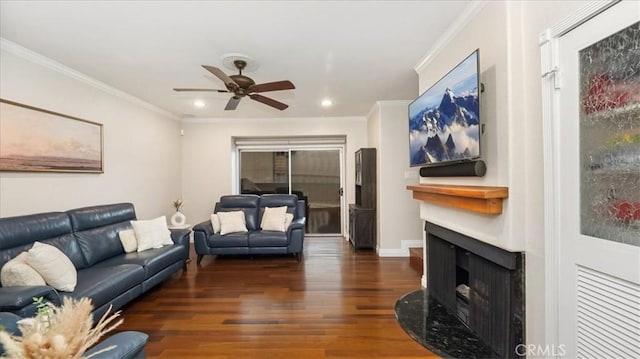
(427, 222), (525, 357)
(395, 222), (525, 358)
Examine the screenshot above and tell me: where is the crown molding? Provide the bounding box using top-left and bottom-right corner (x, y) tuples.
(414, 1), (487, 74)
(546, 0), (618, 38)
(181, 116), (366, 124)
(1, 38), (179, 120)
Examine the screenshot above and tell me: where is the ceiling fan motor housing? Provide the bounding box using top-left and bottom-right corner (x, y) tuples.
(229, 75), (255, 96)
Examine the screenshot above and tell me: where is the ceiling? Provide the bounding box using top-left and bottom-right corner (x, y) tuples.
(0, 1), (472, 119)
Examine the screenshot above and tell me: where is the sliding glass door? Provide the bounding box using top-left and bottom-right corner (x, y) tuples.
(239, 151), (289, 195)
(238, 147), (343, 235)
(291, 149), (342, 234)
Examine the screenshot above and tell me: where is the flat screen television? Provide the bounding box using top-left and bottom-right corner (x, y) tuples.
(409, 49), (481, 167)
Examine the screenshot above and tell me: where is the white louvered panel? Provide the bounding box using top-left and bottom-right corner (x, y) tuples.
(576, 265), (640, 359)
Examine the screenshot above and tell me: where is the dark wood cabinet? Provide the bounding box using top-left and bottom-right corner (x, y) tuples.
(349, 205), (375, 250)
(354, 148), (376, 208)
(349, 148), (376, 250)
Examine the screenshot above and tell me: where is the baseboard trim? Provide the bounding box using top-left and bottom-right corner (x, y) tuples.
(377, 239), (424, 257)
(378, 248), (406, 257)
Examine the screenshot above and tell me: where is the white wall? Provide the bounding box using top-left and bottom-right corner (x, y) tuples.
(518, 0), (592, 352)
(180, 117), (368, 229)
(414, 0), (590, 352)
(367, 101), (422, 256)
(0, 43), (182, 219)
(416, 1), (513, 250)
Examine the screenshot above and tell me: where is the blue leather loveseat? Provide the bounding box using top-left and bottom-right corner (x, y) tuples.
(0, 203), (190, 319)
(193, 194), (306, 263)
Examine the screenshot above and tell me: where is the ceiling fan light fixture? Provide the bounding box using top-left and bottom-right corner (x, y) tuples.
(193, 99), (206, 108)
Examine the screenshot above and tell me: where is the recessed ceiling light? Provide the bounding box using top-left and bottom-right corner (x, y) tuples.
(321, 99), (333, 107)
(193, 100), (206, 108)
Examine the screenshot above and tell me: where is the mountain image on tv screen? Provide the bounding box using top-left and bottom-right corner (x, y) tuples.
(409, 50), (480, 167)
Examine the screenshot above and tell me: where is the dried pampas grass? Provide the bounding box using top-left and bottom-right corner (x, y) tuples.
(0, 297), (123, 359)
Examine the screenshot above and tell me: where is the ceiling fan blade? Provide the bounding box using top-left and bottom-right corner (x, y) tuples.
(249, 94), (289, 110)
(173, 88), (228, 92)
(202, 65), (238, 88)
(225, 96), (242, 111)
(249, 80), (295, 93)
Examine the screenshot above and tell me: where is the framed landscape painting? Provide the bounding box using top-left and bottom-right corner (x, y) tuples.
(0, 99), (103, 173)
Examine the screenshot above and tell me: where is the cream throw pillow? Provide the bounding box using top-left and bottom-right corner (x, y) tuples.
(132, 216), (173, 252)
(210, 213), (221, 234)
(27, 242), (77, 292)
(218, 211), (248, 235)
(119, 229), (138, 253)
(1, 252), (47, 287)
(284, 213), (294, 229)
(261, 206), (288, 232)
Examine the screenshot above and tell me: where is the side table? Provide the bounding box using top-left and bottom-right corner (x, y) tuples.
(169, 225), (192, 264)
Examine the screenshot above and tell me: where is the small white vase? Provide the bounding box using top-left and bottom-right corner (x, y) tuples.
(170, 211), (186, 227)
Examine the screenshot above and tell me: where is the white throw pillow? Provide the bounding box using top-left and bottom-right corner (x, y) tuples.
(26, 242), (77, 292)
(284, 213), (294, 229)
(1, 252), (47, 287)
(261, 206), (288, 232)
(160, 226), (174, 246)
(210, 213), (221, 234)
(119, 229), (138, 253)
(131, 216), (173, 252)
(218, 211), (248, 235)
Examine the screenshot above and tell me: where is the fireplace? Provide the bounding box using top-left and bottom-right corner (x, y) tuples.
(426, 222), (525, 358)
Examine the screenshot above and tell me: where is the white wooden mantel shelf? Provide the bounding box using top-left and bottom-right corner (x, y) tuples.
(407, 184), (509, 215)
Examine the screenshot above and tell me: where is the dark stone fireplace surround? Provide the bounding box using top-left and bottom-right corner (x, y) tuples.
(395, 222), (525, 358)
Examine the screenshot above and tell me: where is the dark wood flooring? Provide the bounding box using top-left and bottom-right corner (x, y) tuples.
(116, 236), (435, 358)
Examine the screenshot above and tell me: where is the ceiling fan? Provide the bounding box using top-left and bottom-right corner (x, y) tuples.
(173, 60), (295, 111)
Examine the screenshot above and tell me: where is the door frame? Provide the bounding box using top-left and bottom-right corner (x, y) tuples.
(234, 142), (346, 236)
(539, 0), (620, 349)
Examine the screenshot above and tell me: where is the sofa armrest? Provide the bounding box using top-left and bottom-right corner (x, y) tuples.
(192, 220), (214, 236)
(286, 217), (306, 254)
(0, 312), (22, 354)
(192, 220), (213, 258)
(0, 315), (147, 359)
(0, 311), (22, 335)
(84, 331), (148, 359)
(170, 228), (190, 247)
(0, 286), (61, 317)
(288, 217), (305, 230)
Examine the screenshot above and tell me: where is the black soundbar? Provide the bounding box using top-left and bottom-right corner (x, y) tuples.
(419, 160), (486, 177)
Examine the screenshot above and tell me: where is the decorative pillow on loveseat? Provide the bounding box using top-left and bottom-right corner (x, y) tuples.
(26, 242), (77, 292)
(210, 214), (221, 234)
(284, 213), (294, 229)
(260, 206), (288, 232)
(0, 252), (46, 287)
(218, 211), (248, 235)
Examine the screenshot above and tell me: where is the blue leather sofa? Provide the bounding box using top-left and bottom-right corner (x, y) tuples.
(193, 194), (306, 263)
(0, 203), (190, 319)
(0, 311), (148, 358)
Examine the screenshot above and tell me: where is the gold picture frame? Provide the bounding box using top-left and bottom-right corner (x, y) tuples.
(0, 99), (103, 173)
